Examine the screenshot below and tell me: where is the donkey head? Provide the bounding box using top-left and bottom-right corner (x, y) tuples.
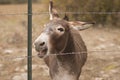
(34, 0), (94, 58)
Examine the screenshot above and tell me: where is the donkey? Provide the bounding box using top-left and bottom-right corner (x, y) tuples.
(34, 1), (94, 80)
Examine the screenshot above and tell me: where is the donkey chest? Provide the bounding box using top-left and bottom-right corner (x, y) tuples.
(48, 56), (81, 80)
(53, 65), (77, 80)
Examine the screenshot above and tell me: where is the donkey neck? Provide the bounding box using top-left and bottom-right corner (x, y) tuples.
(57, 30), (76, 61)
(53, 32), (79, 80)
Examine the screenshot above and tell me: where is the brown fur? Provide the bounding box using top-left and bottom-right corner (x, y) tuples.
(43, 20), (87, 80)
(34, 1), (89, 79)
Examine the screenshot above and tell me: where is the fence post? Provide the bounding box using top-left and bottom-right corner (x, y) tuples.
(28, 0), (32, 80)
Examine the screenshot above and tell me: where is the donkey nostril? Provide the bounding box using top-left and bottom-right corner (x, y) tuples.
(39, 42), (45, 46)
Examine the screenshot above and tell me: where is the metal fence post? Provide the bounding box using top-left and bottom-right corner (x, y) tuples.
(28, 0), (32, 80)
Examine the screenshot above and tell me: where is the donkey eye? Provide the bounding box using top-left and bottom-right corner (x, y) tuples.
(57, 28), (64, 32)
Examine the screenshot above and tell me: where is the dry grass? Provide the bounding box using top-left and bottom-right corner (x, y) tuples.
(0, 4), (120, 80)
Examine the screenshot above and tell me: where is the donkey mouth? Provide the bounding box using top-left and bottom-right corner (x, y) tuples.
(38, 48), (48, 58)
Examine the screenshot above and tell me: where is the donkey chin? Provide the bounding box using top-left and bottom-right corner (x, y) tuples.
(37, 46), (58, 58)
(38, 46), (65, 58)
(37, 47), (48, 58)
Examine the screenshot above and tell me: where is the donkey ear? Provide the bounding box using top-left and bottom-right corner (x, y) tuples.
(63, 14), (69, 21)
(49, 0), (59, 20)
(68, 21), (95, 31)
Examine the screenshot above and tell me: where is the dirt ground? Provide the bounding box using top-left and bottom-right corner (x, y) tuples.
(0, 4), (120, 80)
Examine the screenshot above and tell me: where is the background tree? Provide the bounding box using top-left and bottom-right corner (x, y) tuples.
(0, 0), (119, 27)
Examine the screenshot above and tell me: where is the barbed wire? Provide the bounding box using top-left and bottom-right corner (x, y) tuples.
(0, 12), (120, 16)
(0, 50), (120, 61)
(0, 11), (120, 61)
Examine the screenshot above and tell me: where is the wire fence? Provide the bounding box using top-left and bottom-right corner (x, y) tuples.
(0, 11), (120, 61)
(0, 12), (120, 16)
(0, 50), (120, 61)
(0, 10), (120, 61)
(0, 4), (120, 79)
(0, 2), (119, 80)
